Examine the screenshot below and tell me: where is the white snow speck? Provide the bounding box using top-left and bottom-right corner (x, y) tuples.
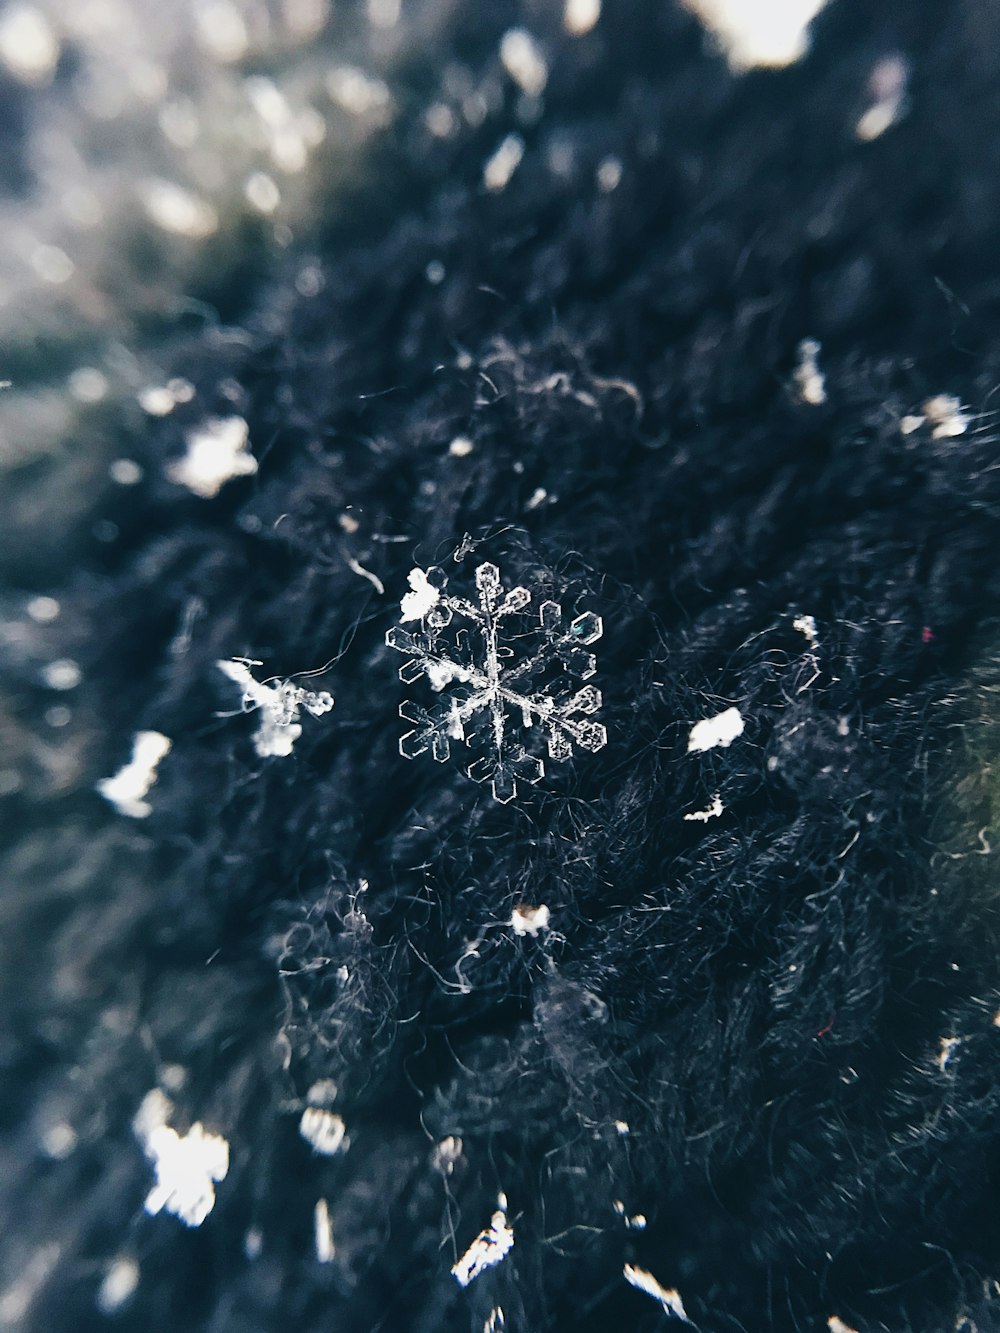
(97, 731), (172, 819)
(0, 6), (59, 86)
(484, 134), (525, 192)
(141, 1120), (229, 1227)
(299, 1107), (348, 1155)
(314, 1198), (336, 1262)
(793, 613), (819, 648)
(142, 179), (219, 239)
(327, 66), (392, 122)
(624, 1265), (689, 1321)
(681, 0), (829, 71)
(97, 1258), (139, 1315)
(827, 1319), (860, 1333)
(687, 707), (745, 754)
(856, 54), (908, 141)
(218, 659), (333, 758)
(923, 394), (970, 439)
(793, 338), (826, 405)
(683, 794), (723, 822)
(400, 567), (441, 622)
(452, 1204), (515, 1287)
(500, 29), (548, 98)
(564, 0), (601, 35)
(167, 416), (257, 498)
(449, 435), (474, 457)
(937, 1036), (960, 1072)
(510, 903), (550, 936)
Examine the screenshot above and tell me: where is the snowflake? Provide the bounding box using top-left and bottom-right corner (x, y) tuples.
(386, 561), (606, 802)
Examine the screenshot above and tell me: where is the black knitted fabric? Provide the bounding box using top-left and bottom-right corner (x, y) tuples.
(3, 2), (1000, 1331)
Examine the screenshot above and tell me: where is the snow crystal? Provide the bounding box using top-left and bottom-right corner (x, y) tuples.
(141, 1119), (229, 1227)
(387, 560), (606, 802)
(623, 1265), (689, 1321)
(452, 1204), (514, 1287)
(687, 706), (745, 754)
(217, 659), (334, 758)
(97, 731), (172, 819)
(166, 416), (257, 498)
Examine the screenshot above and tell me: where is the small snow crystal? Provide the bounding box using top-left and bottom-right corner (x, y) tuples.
(166, 416), (257, 498)
(624, 1265), (689, 1321)
(683, 794), (723, 822)
(141, 1121), (229, 1227)
(793, 613), (819, 648)
(923, 394), (970, 440)
(400, 567), (441, 622)
(218, 659), (333, 758)
(500, 29), (548, 98)
(484, 134), (524, 192)
(687, 706), (745, 754)
(452, 1204), (515, 1287)
(510, 903), (550, 936)
(299, 1107), (348, 1155)
(681, 0), (829, 71)
(97, 731), (172, 818)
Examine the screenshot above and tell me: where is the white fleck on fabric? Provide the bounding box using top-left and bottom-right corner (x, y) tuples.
(166, 416), (256, 498)
(96, 731), (172, 818)
(687, 706), (745, 754)
(299, 1107), (348, 1155)
(452, 1206), (515, 1287)
(623, 1265), (690, 1321)
(141, 1120), (230, 1227)
(217, 659), (333, 758)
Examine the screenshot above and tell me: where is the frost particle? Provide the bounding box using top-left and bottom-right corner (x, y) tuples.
(68, 367), (108, 403)
(299, 1107), (348, 1155)
(937, 1036), (960, 1072)
(400, 567), (441, 622)
(110, 458), (143, 486)
(97, 731), (172, 819)
(245, 172), (281, 214)
(683, 794), (723, 822)
(0, 6), (59, 86)
(484, 134), (525, 192)
(195, 0), (249, 62)
(687, 707), (745, 754)
(167, 416), (257, 498)
(793, 338), (826, 405)
(449, 435), (474, 457)
(510, 903), (550, 936)
(42, 659), (81, 691)
(142, 179), (219, 240)
(97, 1258), (139, 1315)
(624, 1265), (689, 1320)
(681, 0), (830, 71)
(856, 54), (908, 141)
(218, 659), (334, 758)
(26, 595), (60, 624)
(314, 1198), (336, 1262)
(596, 156), (622, 193)
(500, 29), (548, 99)
(41, 1121), (77, 1159)
(432, 1135), (463, 1176)
(923, 393), (970, 439)
(327, 66), (392, 122)
(827, 1320), (860, 1333)
(141, 1120), (229, 1227)
(793, 613), (819, 648)
(306, 1078), (338, 1106)
(451, 1204), (515, 1287)
(564, 0), (601, 35)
